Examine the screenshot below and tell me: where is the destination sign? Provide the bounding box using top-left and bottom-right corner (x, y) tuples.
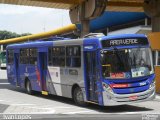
(101, 38), (149, 48)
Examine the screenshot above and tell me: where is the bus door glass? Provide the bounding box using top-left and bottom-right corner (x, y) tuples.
(14, 52), (20, 86)
(38, 52), (47, 91)
(84, 50), (100, 102)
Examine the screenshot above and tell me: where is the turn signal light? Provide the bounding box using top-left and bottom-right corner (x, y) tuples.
(110, 84), (129, 88)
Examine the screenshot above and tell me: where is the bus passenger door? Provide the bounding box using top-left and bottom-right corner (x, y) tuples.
(84, 51), (99, 103)
(38, 52), (47, 92)
(14, 53), (20, 86)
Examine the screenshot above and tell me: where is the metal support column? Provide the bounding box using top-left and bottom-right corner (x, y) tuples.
(152, 16), (160, 32)
(0, 45), (3, 51)
(144, 0), (160, 32)
(144, 0), (160, 93)
(69, 0), (107, 37)
(145, 18), (148, 26)
(81, 20), (90, 37)
(80, 2), (90, 37)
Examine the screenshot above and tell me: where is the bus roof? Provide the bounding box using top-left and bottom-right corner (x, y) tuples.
(98, 34), (147, 41)
(7, 34), (147, 49)
(7, 41), (54, 49)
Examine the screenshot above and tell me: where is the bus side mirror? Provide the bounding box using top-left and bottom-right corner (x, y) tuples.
(100, 53), (106, 64)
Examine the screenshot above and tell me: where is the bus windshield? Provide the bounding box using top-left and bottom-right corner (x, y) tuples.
(101, 48), (154, 79)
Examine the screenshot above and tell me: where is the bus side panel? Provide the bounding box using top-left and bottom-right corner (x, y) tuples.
(47, 67), (85, 98)
(7, 64), (16, 86)
(7, 49), (17, 86)
(28, 65), (42, 91)
(61, 67), (85, 98)
(19, 64), (41, 91)
(47, 67), (61, 96)
(46, 43), (85, 99)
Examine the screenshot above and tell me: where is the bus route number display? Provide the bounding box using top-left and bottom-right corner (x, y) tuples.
(101, 38), (149, 48)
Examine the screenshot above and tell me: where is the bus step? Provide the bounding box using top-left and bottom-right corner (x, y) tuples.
(41, 91), (48, 95)
(86, 101), (98, 105)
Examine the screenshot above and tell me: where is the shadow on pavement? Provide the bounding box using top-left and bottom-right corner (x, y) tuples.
(0, 104), (9, 113)
(0, 79), (153, 114)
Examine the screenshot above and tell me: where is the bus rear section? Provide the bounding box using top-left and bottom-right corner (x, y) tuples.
(6, 45), (49, 93)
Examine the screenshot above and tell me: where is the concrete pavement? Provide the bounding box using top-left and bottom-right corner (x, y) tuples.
(0, 69), (160, 120)
(0, 69), (7, 80)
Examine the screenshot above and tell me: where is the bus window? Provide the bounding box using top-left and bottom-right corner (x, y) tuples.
(29, 48), (37, 65)
(8, 50), (14, 64)
(49, 47), (65, 67)
(20, 49), (29, 64)
(66, 46), (81, 67)
(48, 48), (52, 66)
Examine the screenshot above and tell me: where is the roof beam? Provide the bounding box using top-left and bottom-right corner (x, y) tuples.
(30, 0), (85, 5)
(108, 1), (144, 7)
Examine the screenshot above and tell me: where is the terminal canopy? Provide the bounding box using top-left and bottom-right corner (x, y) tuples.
(0, 0), (144, 12)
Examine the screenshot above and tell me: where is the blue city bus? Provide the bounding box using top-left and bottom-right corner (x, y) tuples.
(6, 34), (155, 106)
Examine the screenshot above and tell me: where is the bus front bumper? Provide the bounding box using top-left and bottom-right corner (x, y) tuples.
(102, 85), (155, 106)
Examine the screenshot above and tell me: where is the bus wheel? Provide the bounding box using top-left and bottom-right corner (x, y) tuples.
(26, 80), (33, 95)
(73, 87), (86, 106)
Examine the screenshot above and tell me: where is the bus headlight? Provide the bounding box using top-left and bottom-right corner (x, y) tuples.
(102, 82), (114, 94)
(149, 81), (155, 90)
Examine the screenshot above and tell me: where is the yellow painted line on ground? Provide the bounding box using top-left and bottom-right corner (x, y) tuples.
(42, 91), (49, 95)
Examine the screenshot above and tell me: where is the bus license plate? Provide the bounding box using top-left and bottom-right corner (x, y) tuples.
(129, 95), (138, 100)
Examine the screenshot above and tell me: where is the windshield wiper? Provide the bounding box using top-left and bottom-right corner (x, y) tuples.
(132, 47), (141, 68)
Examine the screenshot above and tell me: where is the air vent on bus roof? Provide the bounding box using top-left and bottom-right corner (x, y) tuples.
(36, 36), (70, 41)
(83, 33), (105, 38)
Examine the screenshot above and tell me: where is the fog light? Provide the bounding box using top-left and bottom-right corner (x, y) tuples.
(106, 95), (112, 100)
(149, 82), (155, 90)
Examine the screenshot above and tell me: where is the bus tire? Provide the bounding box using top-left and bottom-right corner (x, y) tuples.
(73, 87), (86, 106)
(26, 80), (34, 95)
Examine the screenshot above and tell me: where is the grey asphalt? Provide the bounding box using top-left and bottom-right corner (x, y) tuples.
(0, 69), (160, 120)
